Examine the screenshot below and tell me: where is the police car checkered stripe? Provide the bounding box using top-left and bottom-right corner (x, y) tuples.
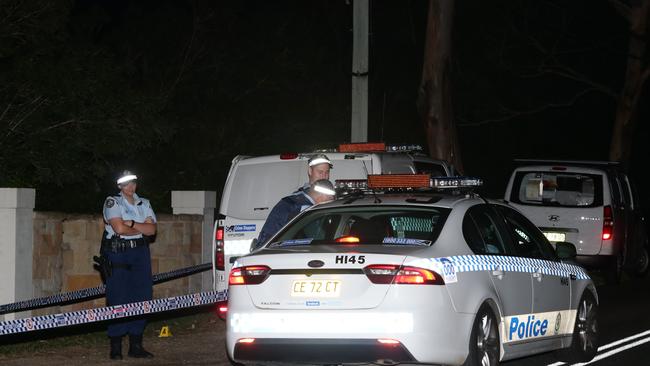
(438, 255), (589, 280)
(0, 290), (227, 336)
(0, 262), (212, 315)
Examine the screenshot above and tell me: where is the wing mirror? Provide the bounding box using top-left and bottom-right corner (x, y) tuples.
(555, 241), (577, 260)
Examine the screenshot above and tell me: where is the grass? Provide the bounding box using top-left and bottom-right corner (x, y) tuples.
(0, 305), (217, 356)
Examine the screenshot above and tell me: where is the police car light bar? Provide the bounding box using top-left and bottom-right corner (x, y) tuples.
(368, 174), (431, 189)
(431, 177), (483, 189)
(385, 144), (423, 152)
(339, 142), (386, 153)
(336, 175), (483, 193)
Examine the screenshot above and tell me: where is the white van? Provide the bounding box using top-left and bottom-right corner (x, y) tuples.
(212, 143), (456, 292)
(504, 159), (648, 283)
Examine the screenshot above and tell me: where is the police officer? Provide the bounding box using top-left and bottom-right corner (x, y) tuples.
(257, 179), (336, 247)
(295, 153), (333, 192)
(102, 171), (156, 360)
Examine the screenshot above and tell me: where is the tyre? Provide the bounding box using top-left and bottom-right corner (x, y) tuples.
(632, 245), (649, 278)
(463, 304), (500, 366)
(558, 292), (599, 363)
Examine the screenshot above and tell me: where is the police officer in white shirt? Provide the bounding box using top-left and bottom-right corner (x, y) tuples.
(102, 171), (156, 359)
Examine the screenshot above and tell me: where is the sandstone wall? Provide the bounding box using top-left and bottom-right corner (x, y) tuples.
(32, 212), (204, 315)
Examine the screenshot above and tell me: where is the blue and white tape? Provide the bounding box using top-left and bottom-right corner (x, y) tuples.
(0, 262), (212, 315)
(0, 290), (227, 336)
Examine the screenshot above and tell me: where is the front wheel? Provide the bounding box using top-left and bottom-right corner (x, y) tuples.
(558, 292), (599, 362)
(463, 304), (500, 366)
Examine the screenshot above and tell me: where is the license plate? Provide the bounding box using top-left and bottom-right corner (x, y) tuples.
(544, 232), (566, 242)
(291, 280), (341, 297)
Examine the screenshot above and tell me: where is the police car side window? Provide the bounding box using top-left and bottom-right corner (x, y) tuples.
(463, 206), (507, 255)
(495, 206), (556, 260)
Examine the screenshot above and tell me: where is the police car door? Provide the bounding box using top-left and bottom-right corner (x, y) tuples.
(465, 205), (533, 320)
(496, 205), (571, 354)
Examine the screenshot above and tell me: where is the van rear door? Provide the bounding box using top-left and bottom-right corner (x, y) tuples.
(506, 169), (605, 256)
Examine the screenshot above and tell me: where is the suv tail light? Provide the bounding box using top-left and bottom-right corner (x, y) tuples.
(363, 264), (444, 285)
(602, 205), (613, 240)
(229, 265), (271, 285)
(215, 225), (225, 270)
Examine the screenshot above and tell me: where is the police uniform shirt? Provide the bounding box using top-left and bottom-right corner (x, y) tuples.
(103, 192), (157, 239)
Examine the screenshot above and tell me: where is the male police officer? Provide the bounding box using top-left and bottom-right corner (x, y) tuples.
(256, 179), (336, 247)
(102, 171), (156, 359)
(295, 153), (333, 192)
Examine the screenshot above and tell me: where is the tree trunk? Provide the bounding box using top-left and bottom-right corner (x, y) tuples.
(417, 0), (462, 173)
(609, 0), (650, 166)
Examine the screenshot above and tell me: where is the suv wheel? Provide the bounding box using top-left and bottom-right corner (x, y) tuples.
(633, 245), (649, 277)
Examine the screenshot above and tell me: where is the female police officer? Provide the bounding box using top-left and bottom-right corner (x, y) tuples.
(102, 171), (156, 359)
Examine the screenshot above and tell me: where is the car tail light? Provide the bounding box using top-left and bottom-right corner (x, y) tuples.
(551, 166), (567, 171)
(215, 225), (225, 271)
(602, 205), (613, 240)
(229, 265), (271, 285)
(238, 338), (255, 344)
(216, 300), (228, 320)
(364, 264), (444, 285)
(377, 339), (401, 345)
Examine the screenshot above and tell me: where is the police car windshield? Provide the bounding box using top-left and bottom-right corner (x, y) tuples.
(268, 205), (450, 247)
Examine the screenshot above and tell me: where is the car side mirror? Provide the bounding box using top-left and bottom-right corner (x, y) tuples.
(555, 241), (577, 260)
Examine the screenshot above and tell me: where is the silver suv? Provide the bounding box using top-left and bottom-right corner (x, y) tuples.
(504, 160), (648, 283)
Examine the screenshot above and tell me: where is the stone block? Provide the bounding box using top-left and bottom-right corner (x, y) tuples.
(65, 273), (102, 291)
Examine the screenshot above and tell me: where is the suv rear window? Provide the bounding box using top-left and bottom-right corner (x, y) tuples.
(269, 206), (450, 246)
(510, 171), (604, 207)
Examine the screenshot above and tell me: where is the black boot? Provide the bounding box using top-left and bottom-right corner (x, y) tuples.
(110, 336), (123, 360)
(128, 334), (154, 358)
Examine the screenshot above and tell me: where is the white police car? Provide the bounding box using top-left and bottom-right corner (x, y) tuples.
(225, 176), (599, 366)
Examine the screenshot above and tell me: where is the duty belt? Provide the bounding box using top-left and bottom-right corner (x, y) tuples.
(103, 237), (147, 253)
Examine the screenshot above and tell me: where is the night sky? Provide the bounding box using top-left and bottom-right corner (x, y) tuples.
(1, 0), (648, 215)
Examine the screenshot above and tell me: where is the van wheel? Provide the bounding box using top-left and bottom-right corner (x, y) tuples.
(633, 246), (649, 277)
(557, 292), (599, 362)
(463, 305), (500, 366)
(605, 254), (622, 284)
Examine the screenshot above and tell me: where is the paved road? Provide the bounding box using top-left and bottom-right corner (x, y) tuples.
(2, 276), (648, 365)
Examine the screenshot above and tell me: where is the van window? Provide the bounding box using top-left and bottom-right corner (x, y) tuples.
(510, 171), (603, 207)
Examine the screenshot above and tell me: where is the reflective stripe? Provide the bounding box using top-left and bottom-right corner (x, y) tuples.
(427, 255), (589, 280)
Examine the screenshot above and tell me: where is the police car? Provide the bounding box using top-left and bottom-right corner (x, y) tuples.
(213, 143), (457, 296)
(225, 176), (599, 366)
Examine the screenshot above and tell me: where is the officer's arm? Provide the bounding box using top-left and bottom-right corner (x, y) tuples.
(108, 217), (140, 236)
(258, 201), (292, 245)
(133, 220), (156, 236)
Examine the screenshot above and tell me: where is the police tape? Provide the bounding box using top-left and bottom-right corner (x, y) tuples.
(0, 262), (213, 315)
(0, 290), (227, 336)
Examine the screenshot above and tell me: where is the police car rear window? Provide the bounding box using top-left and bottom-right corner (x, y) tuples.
(510, 171), (604, 207)
(269, 205), (450, 247)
